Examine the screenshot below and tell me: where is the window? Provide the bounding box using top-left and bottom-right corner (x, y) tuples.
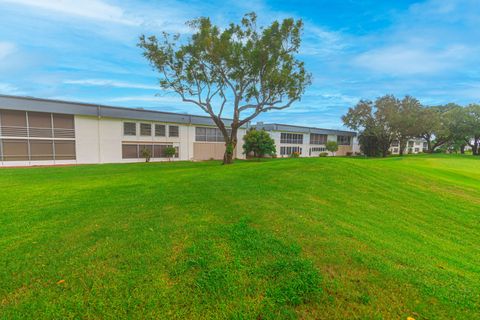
(280, 133), (303, 144)
(124, 122), (136, 136)
(408, 141), (414, 147)
(391, 140), (399, 147)
(30, 140), (54, 160)
(393, 148), (399, 153)
(280, 146), (302, 156)
(54, 140), (76, 160)
(155, 124), (166, 137)
(169, 125), (179, 137)
(0, 110), (27, 137)
(310, 133), (327, 145)
(195, 127), (230, 142)
(0, 111), (76, 162)
(310, 147), (326, 152)
(140, 123), (152, 136)
(423, 142), (428, 148)
(28, 112), (53, 138)
(122, 144), (138, 159)
(337, 135), (351, 146)
(414, 148), (420, 152)
(122, 143), (178, 159)
(2, 139), (29, 161)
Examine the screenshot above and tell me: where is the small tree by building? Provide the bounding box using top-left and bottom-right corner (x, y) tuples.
(164, 146), (176, 161)
(242, 129), (276, 158)
(326, 141), (339, 156)
(141, 147), (152, 162)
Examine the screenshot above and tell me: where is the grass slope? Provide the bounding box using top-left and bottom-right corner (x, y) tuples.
(0, 155), (479, 319)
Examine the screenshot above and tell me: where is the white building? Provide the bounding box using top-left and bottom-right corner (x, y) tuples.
(253, 123), (357, 157)
(0, 95), (246, 167)
(390, 138), (428, 155)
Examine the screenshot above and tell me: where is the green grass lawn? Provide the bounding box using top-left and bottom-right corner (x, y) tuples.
(1, 155), (479, 319)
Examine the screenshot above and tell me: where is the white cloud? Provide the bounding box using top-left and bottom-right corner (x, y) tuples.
(0, 0), (140, 25)
(355, 44), (471, 75)
(0, 82), (23, 95)
(64, 79), (159, 90)
(0, 42), (15, 60)
(301, 25), (346, 57)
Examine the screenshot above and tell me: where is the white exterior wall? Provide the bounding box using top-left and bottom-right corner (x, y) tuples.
(74, 116), (246, 164)
(390, 138), (428, 155)
(267, 131), (354, 158)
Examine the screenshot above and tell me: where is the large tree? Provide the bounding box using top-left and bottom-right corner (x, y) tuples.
(138, 13), (311, 164)
(342, 98), (396, 157)
(464, 104), (480, 155)
(447, 104), (480, 155)
(376, 95), (423, 156)
(417, 104), (455, 153)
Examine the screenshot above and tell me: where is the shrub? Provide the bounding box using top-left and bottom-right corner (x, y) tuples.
(326, 141), (339, 156)
(290, 151), (300, 158)
(346, 152), (353, 156)
(141, 147), (152, 163)
(165, 146), (177, 161)
(319, 152), (328, 157)
(242, 129), (276, 158)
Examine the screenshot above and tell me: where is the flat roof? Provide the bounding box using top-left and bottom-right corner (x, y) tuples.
(0, 94), (242, 127)
(253, 123), (356, 136)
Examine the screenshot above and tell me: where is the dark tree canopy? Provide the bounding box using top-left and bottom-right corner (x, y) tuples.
(138, 12), (311, 164)
(342, 98), (397, 157)
(242, 129), (276, 158)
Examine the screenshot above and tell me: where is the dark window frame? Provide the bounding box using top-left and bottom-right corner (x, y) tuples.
(123, 122), (136, 136)
(169, 125), (179, 137)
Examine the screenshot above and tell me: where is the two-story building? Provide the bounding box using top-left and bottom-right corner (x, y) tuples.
(0, 95), (247, 166)
(253, 123), (358, 157)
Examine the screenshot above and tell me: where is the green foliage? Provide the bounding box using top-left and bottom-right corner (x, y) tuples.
(326, 141), (338, 154)
(141, 147), (152, 162)
(319, 152), (328, 157)
(342, 98), (396, 157)
(243, 129), (276, 158)
(164, 146), (176, 159)
(290, 151), (300, 158)
(225, 143), (234, 155)
(172, 220), (322, 319)
(138, 12), (311, 164)
(1, 156), (479, 319)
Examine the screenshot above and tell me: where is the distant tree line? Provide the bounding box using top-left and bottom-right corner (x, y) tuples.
(342, 95), (480, 157)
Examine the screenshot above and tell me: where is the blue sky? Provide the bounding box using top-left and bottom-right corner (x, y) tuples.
(0, 0), (479, 129)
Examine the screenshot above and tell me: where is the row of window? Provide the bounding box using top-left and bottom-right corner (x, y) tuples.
(280, 133), (303, 144)
(337, 135), (351, 146)
(280, 146), (302, 156)
(310, 133), (328, 145)
(280, 132), (352, 146)
(0, 139), (76, 161)
(195, 127), (231, 142)
(0, 110), (75, 138)
(310, 147), (327, 152)
(393, 141), (428, 148)
(122, 143), (178, 159)
(123, 122), (179, 138)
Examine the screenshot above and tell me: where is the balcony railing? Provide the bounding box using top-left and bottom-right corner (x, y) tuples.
(0, 126), (75, 139)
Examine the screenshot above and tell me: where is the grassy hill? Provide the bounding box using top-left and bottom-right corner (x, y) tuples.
(1, 155), (479, 319)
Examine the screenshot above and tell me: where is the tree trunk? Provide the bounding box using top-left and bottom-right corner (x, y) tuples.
(399, 138), (407, 156)
(223, 129), (238, 165)
(460, 145), (465, 154)
(473, 138), (479, 156)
